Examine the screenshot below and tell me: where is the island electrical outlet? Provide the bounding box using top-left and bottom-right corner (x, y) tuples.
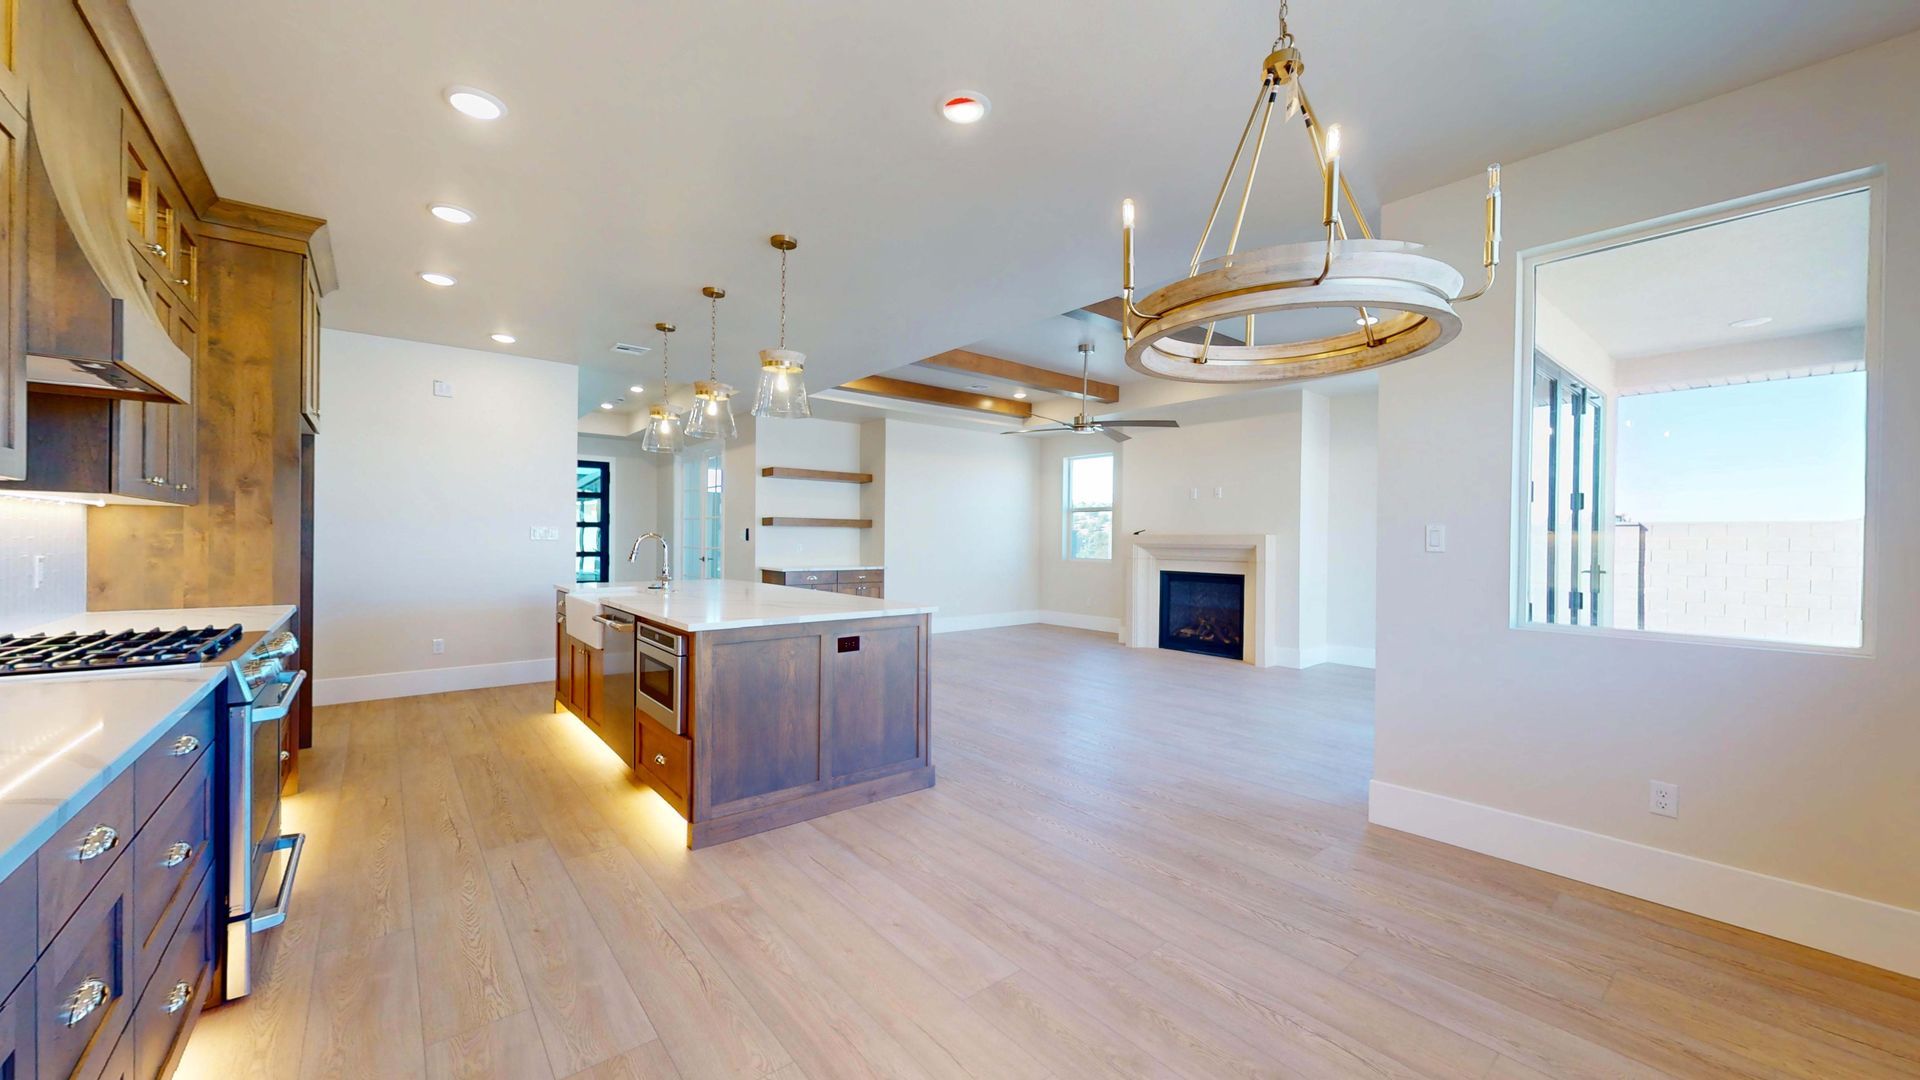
(1649, 780), (1678, 818)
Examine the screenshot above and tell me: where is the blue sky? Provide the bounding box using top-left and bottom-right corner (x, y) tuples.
(1615, 372), (1865, 522)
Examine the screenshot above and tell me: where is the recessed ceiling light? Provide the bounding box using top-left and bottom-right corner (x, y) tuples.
(490, 332), (516, 344)
(446, 86), (507, 120)
(1012, 390), (1029, 400)
(599, 402), (614, 410)
(430, 204), (475, 224)
(941, 93), (990, 124)
(419, 271), (457, 287)
(1729, 315), (1773, 329)
(628, 385), (645, 394)
(1355, 315), (1380, 326)
(966, 383), (989, 391)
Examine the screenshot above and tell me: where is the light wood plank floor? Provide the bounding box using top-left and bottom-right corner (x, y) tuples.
(178, 625), (1920, 1079)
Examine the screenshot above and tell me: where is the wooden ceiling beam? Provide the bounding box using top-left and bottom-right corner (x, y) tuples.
(1079, 296), (1244, 347)
(835, 376), (1032, 418)
(915, 348), (1120, 404)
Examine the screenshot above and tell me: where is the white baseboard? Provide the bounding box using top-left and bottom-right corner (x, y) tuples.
(1324, 645), (1377, 668)
(1368, 780), (1920, 979)
(313, 658), (550, 706)
(1037, 611), (1122, 634)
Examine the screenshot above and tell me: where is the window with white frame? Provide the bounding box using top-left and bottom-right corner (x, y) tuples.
(1064, 453), (1114, 560)
(1518, 182), (1872, 649)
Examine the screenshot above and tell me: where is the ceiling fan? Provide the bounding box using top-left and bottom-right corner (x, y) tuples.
(1003, 343), (1179, 442)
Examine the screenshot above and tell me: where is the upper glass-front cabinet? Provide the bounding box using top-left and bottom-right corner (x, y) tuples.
(1518, 182), (1874, 650)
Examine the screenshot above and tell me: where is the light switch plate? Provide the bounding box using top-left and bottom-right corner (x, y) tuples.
(432, 380), (454, 398)
(1424, 524), (1447, 553)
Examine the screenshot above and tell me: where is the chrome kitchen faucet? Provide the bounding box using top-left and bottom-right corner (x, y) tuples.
(629, 531), (671, 589)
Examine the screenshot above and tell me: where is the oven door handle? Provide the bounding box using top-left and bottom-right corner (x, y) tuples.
(250, 832), (306, 932)
(248, 670), (308, 725)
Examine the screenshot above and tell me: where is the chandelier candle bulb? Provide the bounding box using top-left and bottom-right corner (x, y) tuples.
(1323, 124), (1342, 228)
(1484, 164), (1503, 268)
(1122, 199), (1135, 293)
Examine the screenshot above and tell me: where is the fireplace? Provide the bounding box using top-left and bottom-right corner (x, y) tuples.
(1158, 571), (1246, 659)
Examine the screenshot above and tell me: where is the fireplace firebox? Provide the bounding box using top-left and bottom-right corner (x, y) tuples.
(1158, 571), (1245, 660)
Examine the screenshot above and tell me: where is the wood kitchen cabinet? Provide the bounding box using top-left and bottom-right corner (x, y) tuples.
(110, 260), (197, 504)
(0, 93), (23, 483)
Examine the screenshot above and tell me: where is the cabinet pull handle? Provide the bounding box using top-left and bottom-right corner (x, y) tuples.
(175, 483), (190, 493)
(63, 977), (109, 1026)
(170, 734), (200, 756)
(653, 753), (667, 766)
(147, 242), (168, 257)
(76, 824), (119, 861)
(174, 278), (191, 287)
(147, 475), (168, 485)
(163, 980), (192, 1014)
(162, 841), (194, 868)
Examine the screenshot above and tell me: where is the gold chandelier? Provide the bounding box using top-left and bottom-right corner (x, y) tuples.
(1119, 0), (1502, 384)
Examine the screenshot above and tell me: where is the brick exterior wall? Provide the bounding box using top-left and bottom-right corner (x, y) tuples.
(1613, 520), (1864, 646)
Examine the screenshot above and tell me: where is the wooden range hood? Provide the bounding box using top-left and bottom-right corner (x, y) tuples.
(20, 55), (191, 404)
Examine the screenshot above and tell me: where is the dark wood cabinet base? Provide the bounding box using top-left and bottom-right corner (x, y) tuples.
(687, 765), (934, 849)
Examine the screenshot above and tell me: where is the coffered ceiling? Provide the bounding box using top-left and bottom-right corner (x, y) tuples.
(129, 0), (1920, 419)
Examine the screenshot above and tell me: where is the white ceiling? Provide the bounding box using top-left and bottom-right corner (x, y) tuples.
(1539, 189), (1870, 359)
(130, 0), (1920, 421)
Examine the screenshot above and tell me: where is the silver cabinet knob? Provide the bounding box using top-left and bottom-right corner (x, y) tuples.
(146, 242), (168, 257)
(653, 753), (667, 766)
(169, 734), (200, 756)
(174, 278), (190, 287)
(163, 980), (192, 1014)
(76, 824), (119, 861)
(174, 483), (190, 492)
(63, 977), (108, 1026)
(161, 841), (194, 868)
(146, 475), (168, 485)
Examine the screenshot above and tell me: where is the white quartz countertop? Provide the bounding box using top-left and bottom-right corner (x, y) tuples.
(20, 604), (297, 639)
(758, 565), (884, 573)
(563, 579), (933, 633)
(0, 666), (226, 882)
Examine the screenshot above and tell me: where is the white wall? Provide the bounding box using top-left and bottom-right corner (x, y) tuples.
(1034, 438), (1124, 627)
(1327, 393), (1378, 665)
(577, 434), (666, 584)
(754, 417), (868, 567)
(1372, 32), (1920, 975)
(0, 498), (86, 634)
(314, 330), (575, 703)
(881, 419), (1038, 630)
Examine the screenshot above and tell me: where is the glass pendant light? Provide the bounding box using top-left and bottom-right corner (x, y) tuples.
(752, 234), (811, 419)
(640, 322), (685, 454)
(685, 286), (738, 441)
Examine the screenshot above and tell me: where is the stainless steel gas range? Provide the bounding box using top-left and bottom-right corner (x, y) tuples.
(0, 617), (309, 1002)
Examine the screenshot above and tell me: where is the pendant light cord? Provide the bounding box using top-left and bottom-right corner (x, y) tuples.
(1274, 0), (1292, 49)
(658, 328), (671, 401)
(778, 248), (788, 350)
(708, 293), (720, 381)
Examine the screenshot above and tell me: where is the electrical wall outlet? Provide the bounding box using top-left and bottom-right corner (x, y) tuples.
(1425, 524), (1447, 553)
(431, 638), (446, 655)
(530, 526), (543, 540)
(31, 554), (46, 590)
(1189, 486), (1200, 500)
(1649, 780), (1678, 818)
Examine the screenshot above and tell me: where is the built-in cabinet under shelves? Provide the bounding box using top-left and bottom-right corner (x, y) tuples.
(762, 567), (884, 597)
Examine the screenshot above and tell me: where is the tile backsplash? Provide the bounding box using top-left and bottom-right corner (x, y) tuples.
(0, 497), (86, 634)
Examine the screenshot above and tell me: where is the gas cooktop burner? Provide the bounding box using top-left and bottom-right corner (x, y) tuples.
(0, 624), (244, 676)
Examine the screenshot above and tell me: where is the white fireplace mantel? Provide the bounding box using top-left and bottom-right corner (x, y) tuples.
(1126, 533), (1293, 667)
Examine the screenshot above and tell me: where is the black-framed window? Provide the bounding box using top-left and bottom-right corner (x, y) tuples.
(576, 461), (610, 583)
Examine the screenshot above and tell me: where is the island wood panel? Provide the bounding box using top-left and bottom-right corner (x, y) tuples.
(759, 516), (873, 529)
(0, 971), (32, 1080)
(701, 629), (823, 809)
(689, 613), (933, 848)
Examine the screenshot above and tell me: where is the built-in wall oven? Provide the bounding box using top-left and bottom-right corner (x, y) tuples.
(221, 629), (308, 1001)
(633, 620), (687, 735)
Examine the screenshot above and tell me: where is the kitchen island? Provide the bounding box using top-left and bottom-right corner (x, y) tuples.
(556, 580), (935, 848)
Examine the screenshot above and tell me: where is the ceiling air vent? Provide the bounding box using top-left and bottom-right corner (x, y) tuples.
(611, 342), (651, 357)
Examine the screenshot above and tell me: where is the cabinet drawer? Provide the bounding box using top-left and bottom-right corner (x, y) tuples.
(836, 583), (882, 598)
(0, 858), (31, 1006)
(37, 853), (133, 1080)
(0, 970), (34, 1080)
(780, 570), (837, 586)
(133, 695), (216, 828)
(39, 769), (135, 951)
(839, 569), (883, 584)
(133, 751), (213, 994)
(132, 868), (212, 1080)
(640, 722), (691, 802)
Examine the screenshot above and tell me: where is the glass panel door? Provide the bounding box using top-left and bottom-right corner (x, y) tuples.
(678, 447), (724, 580)
(1527, 353), (1605, 625)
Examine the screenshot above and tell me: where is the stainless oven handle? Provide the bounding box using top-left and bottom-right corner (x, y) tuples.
(250, 832), (306, 932)
(249, 670), (308, 725)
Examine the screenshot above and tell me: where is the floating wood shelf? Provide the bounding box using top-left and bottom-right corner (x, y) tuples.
(760, 517), (873, 529)
(760, 467), (874, 484)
